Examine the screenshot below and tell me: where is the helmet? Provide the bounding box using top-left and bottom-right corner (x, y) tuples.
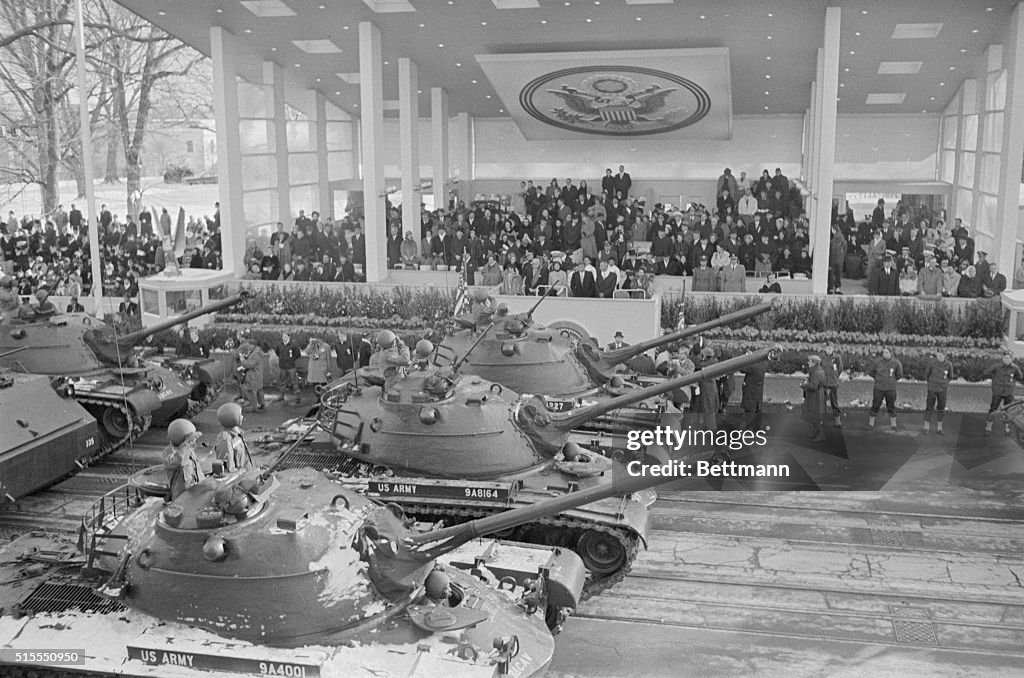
(424, 569), (451, 600)
(0, 277), (11, 289)
(217, 402), (243, 429)
(472, 288), (491, 303)
(376, 330), (397, 347)
(495, 303), (509, 316)
(167, 419), (197, 446)
(415, 339), (434, 357)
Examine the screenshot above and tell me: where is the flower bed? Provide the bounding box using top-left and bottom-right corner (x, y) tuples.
(666, 295), (1004, 340)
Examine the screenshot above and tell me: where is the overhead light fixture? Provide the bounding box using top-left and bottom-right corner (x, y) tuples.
(699, 15), (706, 20)
(271, 47), (277, 51)
(456, 62), (462, 67)
(216, 8), (223, 13)
(855, 32), (860, 36)
(343, 25), (349, 29)
(486, 95), (491, 98)
(157, 10), (166, 15)
(316, 77), (321, 82)
(472, 79), (478, 83)
(765, 74), (771, 79)
(844, 67), (850, 72)
(971, 29), (979, 33)
(766, 35), (772, 40)
(294, 63), (301, 68)
(244, 28), (252, 33)
(419, 22), (425, 27)
(939, 82), (945, 86)
(438, 43), (444, 47)
(766, 56), (772, 60)
(850, 51), (856, 55)
(335, 91), (341, 95)
(417, 89), (422, 94)
(636, 16), (642, 21)
(840, 83), (845, 87)
(540, 19), (547, 24)
(767, 12), (773, 17)
(585, 18), (592, 22)
(764, 105), (769, 110)
(949, 66), (955, 70)
(481, 21), (487, 25)
(764, 90), (769, 95)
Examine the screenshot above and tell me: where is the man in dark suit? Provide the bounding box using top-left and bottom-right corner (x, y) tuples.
(597, 260), (618, 297)
(614, 165), (632, 199)
(570, 260), (596, 297)
(335, 253), (357, 282)
(868, 254), (900, 296)
(351, 224), (366, 268)
(606, 331), (628, 351)
(69, 204), (82, 230)
(99, 204), (112, 231)
(601, 168), (616, 198)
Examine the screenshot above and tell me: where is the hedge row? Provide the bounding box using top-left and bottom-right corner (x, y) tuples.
(668, 295), (1005, 340)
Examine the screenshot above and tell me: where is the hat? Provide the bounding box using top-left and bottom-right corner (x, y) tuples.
(885, 249), (897, 256)
(978, 251), (988, 257)
(614, 331), (624, 338)
(700, 347), (715, 359)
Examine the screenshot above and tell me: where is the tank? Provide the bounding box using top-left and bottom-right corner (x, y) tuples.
(307, 343), (776, 595)
(0, 464), (680, 677)
(439, 299), (775, 397)
(0, 292), (247, 460)
(438, 299), (775, 440)
(0, 372), (100, 502)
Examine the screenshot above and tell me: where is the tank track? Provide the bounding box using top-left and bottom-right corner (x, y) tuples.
(75, 395), (152, 466)
(183, 381), (223, 420)
(409, 504), (640, 600)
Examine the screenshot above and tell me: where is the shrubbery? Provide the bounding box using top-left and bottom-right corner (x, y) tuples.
(195, 284), (1014, 383)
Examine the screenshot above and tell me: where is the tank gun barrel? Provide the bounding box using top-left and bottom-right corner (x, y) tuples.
(115, 291), (250, 347)
(577, 301), (776, 383)
(405, 468), (677, 552)
(554, 345), (778, 431)
(451, 323), (494, 372)
(524, 282), (560, 318)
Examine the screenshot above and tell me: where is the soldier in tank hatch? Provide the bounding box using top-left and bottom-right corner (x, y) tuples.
(214, 403), (254, 473)
(163, 419), (204, 500)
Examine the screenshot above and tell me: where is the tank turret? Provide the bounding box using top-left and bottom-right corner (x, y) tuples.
(439, 300), (775, 397)
(309, 344), (776, 592)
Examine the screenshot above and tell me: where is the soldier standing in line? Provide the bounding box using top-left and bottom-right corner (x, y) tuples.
(821, 343), (844, 427)
(923, 350), (954, 435)
(985, 352), (1023, 436)
(739, 357), (767, 423)
(867, 347), (903, 432)
(214, 403), (254, 472)
(276, 332), (303, 405)
(801, 355), (827, 442)
(163, 419), (204, 500)
(237, 334), (266, 412)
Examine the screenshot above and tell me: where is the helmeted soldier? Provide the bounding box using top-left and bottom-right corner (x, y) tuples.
(985, 352), (1023, 436)
(0, 277), (18, 321)
(163, 419), (204, 500)
(368, 329), (411, 390)
(214, 402), (254, 472)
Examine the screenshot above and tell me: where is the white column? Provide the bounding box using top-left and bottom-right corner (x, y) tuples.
(431, 87), (449, 213)
(807, 74), (821, 234)
(314, 92), (331, 216)
(359, 21), (386, 282)
(810, 8), (841, 295)
(398, 58), (420, 242)
(211, 26), (244, 276)
(995, 4), (1024, 277)
(73, 0), (101, 313)
(263, 62), (291, 227)
(453, 112), (473, 199)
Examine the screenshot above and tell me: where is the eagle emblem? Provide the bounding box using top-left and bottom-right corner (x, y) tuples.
(547, 74), (687, 130)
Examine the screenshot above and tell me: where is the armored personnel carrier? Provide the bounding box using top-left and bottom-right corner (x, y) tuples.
(0, 292), (246, 458)
(0, 463), (678, 677)
(0, 372), (99, 502)
(308, 340), (776, 594)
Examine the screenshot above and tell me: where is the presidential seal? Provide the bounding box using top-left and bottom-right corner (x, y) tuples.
(519, 65), (711, 136)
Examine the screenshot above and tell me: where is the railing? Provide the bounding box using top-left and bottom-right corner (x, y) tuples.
(613, 289), (649, 299)
(78, 483), (146, 570)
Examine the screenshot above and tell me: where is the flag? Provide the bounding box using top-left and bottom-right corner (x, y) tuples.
(173, 207), (186, 258)
(453, 270), (468, 316)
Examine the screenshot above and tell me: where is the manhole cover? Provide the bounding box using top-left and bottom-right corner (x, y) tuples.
(893, 619), (938, 645)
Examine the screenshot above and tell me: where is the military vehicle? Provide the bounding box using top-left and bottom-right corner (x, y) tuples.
(0, 461), (680, 677)
(307, 342), (776, 595)
(439, 298), (774, 397)
(0, 292), (247, 459)
(0, 372), (100, 502)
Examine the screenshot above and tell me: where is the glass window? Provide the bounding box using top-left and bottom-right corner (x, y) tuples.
(982, 112), (1003, 153)
(142, 288), (159, 315)
(238, 82), (272, 119)
(977, 195), (998, 237)
(980, 153), (1001, 195)
(326, 122), (352, 151)
(956, 188), (973, 222)
(988, 70), (1007, 111)
(328, 151), (353, 181)
(290, 185), (317, 214)
(961, 115), (977, 151)
(286, 121), (316, 152)
(942, 115), (958, 150)
(941, 150), (955, 184)
(243, 190), (276, 226)
(239, 120), (274, 154)
(959, 152), (975, 188)
(289, 153), (318, 185)
(208, 285), (227, 301)
(242, 154), (277, 191)
(325, 101), (350, 121)
(167, 290), (201, 315)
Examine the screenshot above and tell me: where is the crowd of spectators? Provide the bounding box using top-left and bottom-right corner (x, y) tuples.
(829, 198), (1007, 298)
(0, 202), (224, 309)
(375, 165), (809, 297)
(242, 209), (367, 283)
